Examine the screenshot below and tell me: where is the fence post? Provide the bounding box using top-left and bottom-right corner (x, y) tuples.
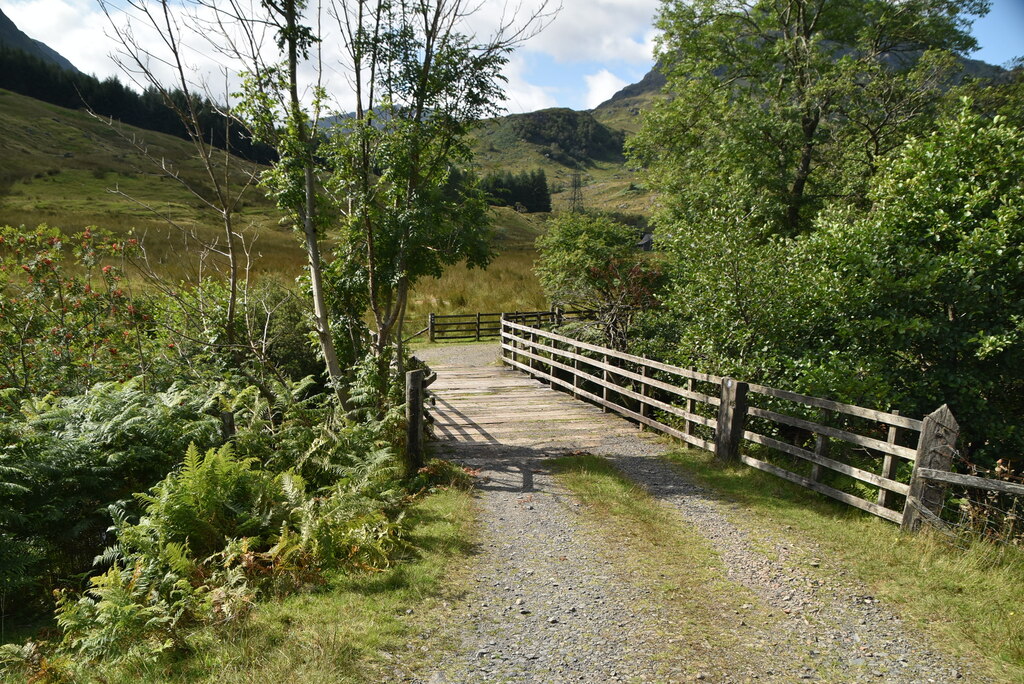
(639, 365), (650, 431)
(810, 409), (830, 482)
(572, 345), (580, 398)
(528, 330), (536, 378)
(475, 312), (481, 341)
(602, 354), (610, 413)
(404, 369), (425, 478)
(810, 434), (828, 482)
(684, 369), (695, 437)
(901, 404), (958, 532)
(428, 313), (435, 343)
(715, 377), (748, 462)
(877, 410), (901, 509)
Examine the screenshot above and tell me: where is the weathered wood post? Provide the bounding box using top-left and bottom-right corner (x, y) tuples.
(810, 434), (829, 482)
(715, 377), (748, 462)
(404, 369), (425, 478)
(901, 404), (958, 532)
(877, 410), (901, 509)
(475, 312), (481, 341)
(528, 330), (536, 378)
(428, 313), (436, 343)
(810, 409), (830, 482)
(572, 345), (581, 398)
(639, 364), (650, 431)
(601, 353), (610, 413)
(684, 369), (695, 438)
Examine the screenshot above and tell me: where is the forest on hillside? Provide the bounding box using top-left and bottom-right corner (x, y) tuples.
(0, 46), (274, 164)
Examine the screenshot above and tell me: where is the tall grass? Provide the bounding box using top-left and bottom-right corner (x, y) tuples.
(405, 250), (546, 326)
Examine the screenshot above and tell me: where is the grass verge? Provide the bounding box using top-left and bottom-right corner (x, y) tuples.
(93, 488), (477, 683)
(665, 447), (1024, 683)
(548, 452), (779, 680)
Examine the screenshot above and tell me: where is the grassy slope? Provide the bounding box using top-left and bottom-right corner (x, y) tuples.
(469, 114), (654, 217)
(0, 88), (306, 279)
(0, 88), (551, 310)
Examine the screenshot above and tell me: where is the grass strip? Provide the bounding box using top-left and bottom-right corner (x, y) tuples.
(666, 447), (1024, 683)
(95, 488), (476, 684)
(548, 452), (779, 681)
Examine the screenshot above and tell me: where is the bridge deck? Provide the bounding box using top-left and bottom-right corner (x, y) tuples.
(429, 361), (638, 451)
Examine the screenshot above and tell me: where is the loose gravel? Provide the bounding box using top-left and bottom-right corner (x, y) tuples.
(413, 343), (990, 683)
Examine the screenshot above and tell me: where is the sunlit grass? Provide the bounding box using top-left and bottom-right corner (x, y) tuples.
(405, 250), (547, 327)
(548, 452), (773, 680)
(666, 447), (1024, 683)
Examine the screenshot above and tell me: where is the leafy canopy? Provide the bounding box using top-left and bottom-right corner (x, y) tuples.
(631, 0), (989, 236)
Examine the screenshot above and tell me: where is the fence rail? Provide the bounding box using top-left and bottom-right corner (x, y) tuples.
(426, 308), (590, 342)
(499, 317), (976, 531)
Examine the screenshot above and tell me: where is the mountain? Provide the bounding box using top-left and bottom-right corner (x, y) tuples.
(591, 67), (666, 133)
(0, 7), (79, 73)
(471, 106), (653, 216)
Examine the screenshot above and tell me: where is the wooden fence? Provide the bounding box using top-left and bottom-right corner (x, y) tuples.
(426, 308), (590, 342)
(500, 317), (978, 531)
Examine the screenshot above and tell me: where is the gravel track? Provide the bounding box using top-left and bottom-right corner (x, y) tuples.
(413, 343), (990, 683)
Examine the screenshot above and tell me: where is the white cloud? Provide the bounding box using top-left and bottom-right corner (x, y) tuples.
(500, 54), (560, 114)
(583, 68), (628, 108)
(468, 0), (662, 64)
(2, 0), (659, 112)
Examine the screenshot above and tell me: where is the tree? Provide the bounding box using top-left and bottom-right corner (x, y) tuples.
(636, 103), (1024, 468)
(535, 212), (662, 350)
(479, 168), (551, 212)
(197, 0), (551, 398)
(631, 0), (989, 237)
(325, 0), (552, 378)
(808, 104), (1024, 465)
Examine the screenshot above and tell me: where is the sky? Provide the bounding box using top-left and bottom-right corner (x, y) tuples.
(2, 0), (1021, 114)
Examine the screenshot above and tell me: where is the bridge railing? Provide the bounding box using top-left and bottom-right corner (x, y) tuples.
(425, 308), (591, 342)
(500, 317), (967, 531)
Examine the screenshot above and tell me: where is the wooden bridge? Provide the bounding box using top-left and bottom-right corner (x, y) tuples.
(411, 318), (1024, 533)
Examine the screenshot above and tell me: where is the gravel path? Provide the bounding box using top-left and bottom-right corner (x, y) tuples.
(413, 343), (989, 683)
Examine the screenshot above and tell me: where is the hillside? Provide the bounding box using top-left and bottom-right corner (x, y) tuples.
(471, 106), (653, 217)
(0, 7), (78, 72)
(0, 87), (302, 275)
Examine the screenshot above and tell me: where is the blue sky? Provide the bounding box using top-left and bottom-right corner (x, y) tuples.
(970, 0), (1024, 67)
(3, 0), (1022, 113)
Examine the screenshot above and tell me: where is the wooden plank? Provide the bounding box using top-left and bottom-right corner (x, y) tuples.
(746, 382), (922, 432)
(502, 320), (723, 384)
(500, 342), (716, 427)
(500, 336), (721, 407)
(742, 430), (909, 496)
(739, 454), (903, 524)
(746, 406), (917, 461)
(917, 468), (1024, 497)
